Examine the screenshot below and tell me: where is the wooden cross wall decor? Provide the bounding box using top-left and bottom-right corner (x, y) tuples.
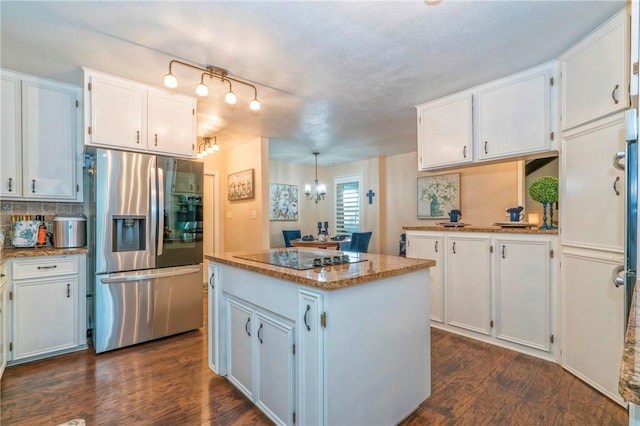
(366, 189), (376, 204)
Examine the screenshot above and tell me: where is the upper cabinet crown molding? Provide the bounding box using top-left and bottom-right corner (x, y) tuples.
(416, 60), (558, 171)
(560, 8), (629, 131)
(82, 68), (196, 158)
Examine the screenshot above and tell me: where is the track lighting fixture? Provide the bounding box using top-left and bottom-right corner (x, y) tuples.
(163, 59), (261, 112)
(195, 136), (220, 158)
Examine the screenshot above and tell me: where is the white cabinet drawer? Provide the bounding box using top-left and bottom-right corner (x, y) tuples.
(12, 256), (79, 279)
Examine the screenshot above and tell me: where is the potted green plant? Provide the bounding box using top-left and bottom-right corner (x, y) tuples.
(528, 176), (558, 229)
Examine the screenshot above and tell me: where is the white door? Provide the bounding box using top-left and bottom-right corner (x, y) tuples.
(21, 79), (79, 199)
(561, 113), (625, 252)
(227, 298), (254, 400)
(495, 239), (551, 351)
(446, 236), (492, 335)
(562, 250), (625, 406)
(13, 277), (78, 360)
(1, 74), (21, 197)
(255, 312), (295, 426)
(148, 90), (195, 157)
(406, 233), (445, 323)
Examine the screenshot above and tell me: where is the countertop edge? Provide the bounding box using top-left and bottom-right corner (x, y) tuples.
(1, 247), (89, 259)
(402, 225), (558, 234)
(205, 251), (435, 291)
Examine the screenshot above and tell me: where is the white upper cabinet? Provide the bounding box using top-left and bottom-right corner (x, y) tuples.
(416, 93), (473, 170)
(477, 64), (554, 161)
(84, 68), (196, 157)
(561, 9), (629, 131)
(1, 69), (82, 201)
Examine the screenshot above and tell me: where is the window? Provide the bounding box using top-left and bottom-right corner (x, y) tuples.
(335, 175), (360, 235)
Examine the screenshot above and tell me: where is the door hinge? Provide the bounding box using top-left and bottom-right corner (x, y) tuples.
(88, 126), (92, 135)
(9, 342), (12, 352)
(293, 412), (296, 424)
(550, 77), (554, 86)
(550, 249), (554, 258)
(87, 82), (92, 91)
(9, 291), (13, 301)
(634, 62), (639, 75)
(320, 312), (327, 328)
(292, 344), (296, 355)
(490, 245), (493, 253)
(550, 334), (555, 344)
(490, 320), (494, 328)
(75, 100), (79, 108)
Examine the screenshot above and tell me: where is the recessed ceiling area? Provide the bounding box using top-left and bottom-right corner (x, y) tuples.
(0, 1), (626, 166)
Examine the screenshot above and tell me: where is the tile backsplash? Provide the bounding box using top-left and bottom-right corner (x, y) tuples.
(0, 201), (83, 248)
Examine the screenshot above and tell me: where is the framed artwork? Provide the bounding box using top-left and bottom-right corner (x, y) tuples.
(269, 183), (299, 221)
(227, 169), (255, 201)
(417, 173), (460, 219)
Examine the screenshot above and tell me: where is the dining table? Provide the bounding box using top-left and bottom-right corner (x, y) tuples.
(290, 238), (350, 250)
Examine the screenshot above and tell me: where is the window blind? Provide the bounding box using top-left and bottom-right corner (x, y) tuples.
(335, 181), (360, 234)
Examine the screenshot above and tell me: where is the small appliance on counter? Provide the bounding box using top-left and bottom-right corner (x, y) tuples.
(53, 215), (87, 248)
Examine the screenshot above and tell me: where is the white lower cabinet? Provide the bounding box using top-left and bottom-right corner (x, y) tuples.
(8, 255), (87, 363)
(0, 262), (7, 379)
(406, 230), (557, 360)
(406, 233), (444, 322)
(297, 290), (323, 426)
(447, 235), (492, 335)
(207, 263), (219, 373)
(226, 296), (295, 426)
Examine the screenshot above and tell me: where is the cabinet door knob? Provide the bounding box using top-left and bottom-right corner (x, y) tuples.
(245, 317), (251, 336)
(304, 304), (311, 331)
(612, 84), (619, 105)
(613, 176), (621, 196)
(258, 323), (264, 344)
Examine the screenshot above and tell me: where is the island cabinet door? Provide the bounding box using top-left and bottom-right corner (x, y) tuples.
(446, 236), (492, 335)
(255, 312), (295, 426)
(227, 298), (254, 400)
(298, 290), (324, 426)
(406, 233), (444, 323)
(207, 264), (219, 374)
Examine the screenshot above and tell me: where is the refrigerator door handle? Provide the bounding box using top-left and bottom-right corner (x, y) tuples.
(100, 266), (201, 283)
(613, 151), (626, 171)
(157, 167), (165, 256)
(612, 264), (625, 288)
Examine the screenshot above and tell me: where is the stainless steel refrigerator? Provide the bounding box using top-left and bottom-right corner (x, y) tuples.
(87, 148), (204, 353)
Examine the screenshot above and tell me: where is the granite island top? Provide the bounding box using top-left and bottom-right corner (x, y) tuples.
(620, 284), (640, 403)
(403, 225), (558, 234)
(1, 246), (88, 259)
(205, 248), (435, 291)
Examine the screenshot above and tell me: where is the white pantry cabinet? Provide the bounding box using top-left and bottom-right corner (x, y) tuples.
(446, 235), (492, 335)
(416, 93), (473, 170)
(8, 254), (87, 363)
(561, 9), (629, 131)
(83, 68), (196, 157)
(476, 64), (555, 161)
(226, 296), (295, 426)
(1, 69), (82, 201)
(406, 232), (444, 322)
(560, 113), (625, 253)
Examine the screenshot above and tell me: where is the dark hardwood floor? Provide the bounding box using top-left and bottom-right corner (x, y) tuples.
(1, 297), (628, 425)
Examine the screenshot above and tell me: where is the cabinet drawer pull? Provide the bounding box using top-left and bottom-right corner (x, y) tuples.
(463, 146), (467, 159)
(32, 179), (36, 193)
(245, 317), (251, 336)
(136, 130), (140, 144)
(8, 177), (12, 192)
(304, 304), (311, 331)
(452, 242), (456, 254)
(434, 240), (438, 253)
(37, 265), (57, 270)
(209, 272), (214, 289)
(67, 283), (70, 298)
(484, 141), (488, 154)
(612, 84), (619, 105)
(154, 133), (158, 146)
(502, 245), (506, 259)
(613, 176), (621, 196)
(258, 323), (264, 344)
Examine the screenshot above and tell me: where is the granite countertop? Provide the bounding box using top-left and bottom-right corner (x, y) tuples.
(1, 246), (88, 259)
(620, 284), (640, 403)
(403, 225), (558, 235)
(205, 248), (435, 291)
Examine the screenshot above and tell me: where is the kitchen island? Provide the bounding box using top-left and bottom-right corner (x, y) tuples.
(205, 248), (434, 426)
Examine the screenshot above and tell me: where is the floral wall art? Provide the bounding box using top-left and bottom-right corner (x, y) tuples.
(417, 173), (460, 219)
(269, 183), (299, 221)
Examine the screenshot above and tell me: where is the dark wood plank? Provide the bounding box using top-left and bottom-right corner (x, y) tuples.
(0, 299), (628, 425)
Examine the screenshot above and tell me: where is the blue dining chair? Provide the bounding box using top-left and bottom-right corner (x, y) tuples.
(347, 231), (372, 253)
(282, 230), (302, 247)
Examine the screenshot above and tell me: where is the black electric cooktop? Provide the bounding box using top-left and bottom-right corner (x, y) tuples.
(235, 249), (365, 270)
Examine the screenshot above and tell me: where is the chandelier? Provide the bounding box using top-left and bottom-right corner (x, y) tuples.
(163, 59), (261, 112)
(196, 136), (220, 158)
(305, 152), (326, 203)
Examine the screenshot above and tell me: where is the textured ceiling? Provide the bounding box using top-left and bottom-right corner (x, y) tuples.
(0, 1), (626, 166)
